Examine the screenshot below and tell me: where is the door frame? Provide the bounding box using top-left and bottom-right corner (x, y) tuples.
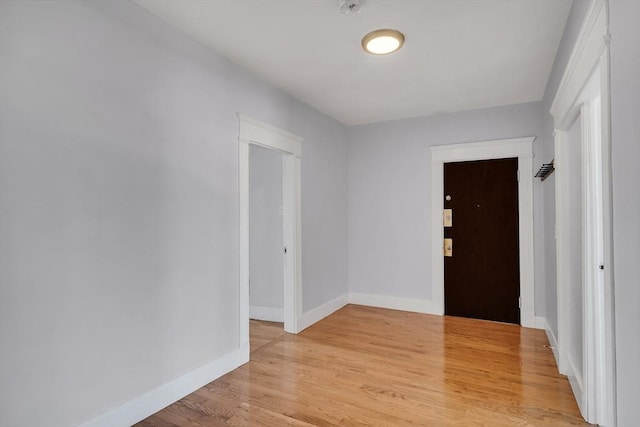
(549, 0), (615, 424)
(430, 137), (536, 328)
(238, 114), (303, 352)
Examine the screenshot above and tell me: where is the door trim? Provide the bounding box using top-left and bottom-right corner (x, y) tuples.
(550, 0), (615, 424)
(238, 114), (303, 349)
(430, 137), (536, 327)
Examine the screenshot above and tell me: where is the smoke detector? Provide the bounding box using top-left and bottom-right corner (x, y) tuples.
(340, 0), (362, 15)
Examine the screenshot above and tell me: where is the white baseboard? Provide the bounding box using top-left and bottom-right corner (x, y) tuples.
(78, 298), (550, 427)
(544, 319), (562, 373)
(512, 313), (544, 330)
(250, 305), (284, 322)
(79, 344), (250, 427)
(566, 355), (585, 416)
(297, 294), (349, 332)
(348, 293), (440, 315)
(534, 316), (546, 330)
(295, 293), (439, 333)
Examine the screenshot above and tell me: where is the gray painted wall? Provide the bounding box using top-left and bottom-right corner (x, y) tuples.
(249, 145), (284, 314)
(347, 102), (546, 313)
(609, 1), (640, 425)
(2, 0), (637, 426)
(540, 0), (590, 340)
(0, 1), (348, 426)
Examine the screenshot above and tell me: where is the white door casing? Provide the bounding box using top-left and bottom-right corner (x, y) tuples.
(430, 137), (536, 328)
(550, 0), (616, 424)
(238, 114), (303, 352)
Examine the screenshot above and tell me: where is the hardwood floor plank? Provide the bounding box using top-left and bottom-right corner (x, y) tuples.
(136, 305), (589, 426)
(249, 320), (285, 355)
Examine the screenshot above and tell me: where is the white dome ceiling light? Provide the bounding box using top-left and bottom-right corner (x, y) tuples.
(362, 29), (405, 55)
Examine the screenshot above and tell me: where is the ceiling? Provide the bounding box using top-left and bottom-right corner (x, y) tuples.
(134, 0), (572, 126)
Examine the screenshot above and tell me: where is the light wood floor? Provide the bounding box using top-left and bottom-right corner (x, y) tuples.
(137, 305), (589, 426)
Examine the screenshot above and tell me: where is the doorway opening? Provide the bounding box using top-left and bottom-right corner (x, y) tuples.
(430, 137), (536, 328)
(552, 65), (615, 425)
(248, 145), (286, 356)
(444, 158), (521, 324)
(238, 114), (303, 358)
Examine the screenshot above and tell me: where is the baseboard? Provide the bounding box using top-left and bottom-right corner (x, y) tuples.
(79, 343), (250, 427)
(250, 305), (284, 322)
(566, 355), (585, 415)
(348, 293), (440, 315)
(297, 294), (349, 332)
(534, 316), (546, 330)
(544, 319), (562, 373)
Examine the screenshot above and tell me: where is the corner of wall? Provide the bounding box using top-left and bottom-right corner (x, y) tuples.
(297, 294), (349, 332)
(79, 345), (250, 427)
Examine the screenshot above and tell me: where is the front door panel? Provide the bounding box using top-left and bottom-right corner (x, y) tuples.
(444, 158), (520, 324)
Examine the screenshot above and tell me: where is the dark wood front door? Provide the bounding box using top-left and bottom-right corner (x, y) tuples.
(444, 158), (520, 324)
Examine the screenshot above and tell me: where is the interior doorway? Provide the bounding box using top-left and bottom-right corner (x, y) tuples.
(249, 145), (285, 324)
(444, 158), (520, 324)
(547, 3), (615, 423)
(238, 114), (303, 357)
(553, 66), (615, 424)
(248, 145), (286, 357)
(430, 137), (536, 328)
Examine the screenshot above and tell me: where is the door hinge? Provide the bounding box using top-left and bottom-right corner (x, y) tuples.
(517, 169), (520, 182)
(518, 297), (522, 309)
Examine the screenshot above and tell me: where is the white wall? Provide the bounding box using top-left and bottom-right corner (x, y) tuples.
(347, 102), (546, 311)
(0, 1), (348, 426)
(609, 1), (640, 425)
(249, 145), (284, 319)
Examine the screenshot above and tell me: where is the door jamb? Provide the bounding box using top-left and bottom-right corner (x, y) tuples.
(238, 114), (303, 354)
(430, 137), (536, 328)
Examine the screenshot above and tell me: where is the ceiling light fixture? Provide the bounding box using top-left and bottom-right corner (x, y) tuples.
(361, 29), (405, 55)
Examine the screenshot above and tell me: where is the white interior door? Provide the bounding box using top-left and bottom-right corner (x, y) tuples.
(555, 66), (614, 425)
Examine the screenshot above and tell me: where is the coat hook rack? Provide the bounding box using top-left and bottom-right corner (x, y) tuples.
(535, 160), (555, 181)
